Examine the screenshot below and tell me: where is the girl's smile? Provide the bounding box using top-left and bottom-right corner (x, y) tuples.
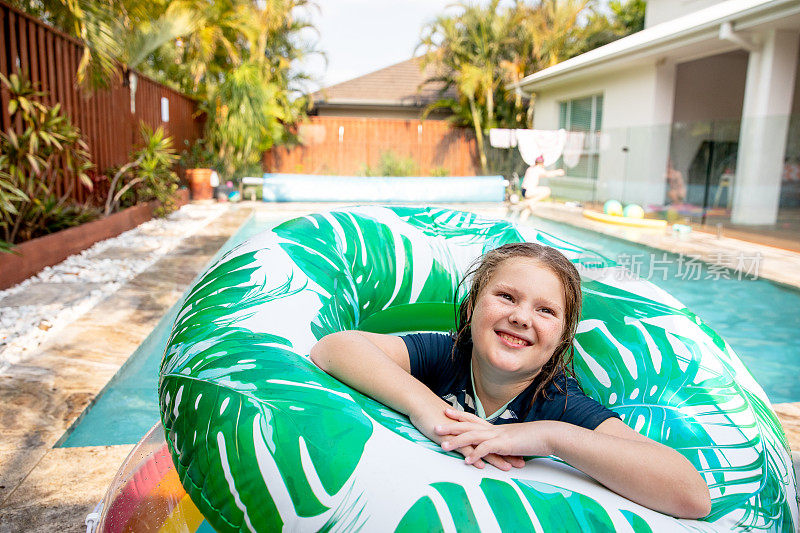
(469, 257), (566, 382)
(496, 330), (532, 347)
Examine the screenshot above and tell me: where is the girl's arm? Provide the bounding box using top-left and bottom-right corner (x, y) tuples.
(309, 331), (524, 471)
(437, 410), (711, 519)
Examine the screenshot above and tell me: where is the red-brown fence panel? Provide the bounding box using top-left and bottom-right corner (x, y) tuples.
(265, 116), (481, 176)
(0, 0), (203, 204)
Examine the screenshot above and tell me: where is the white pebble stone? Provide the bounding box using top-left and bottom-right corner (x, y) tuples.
(0, 203), (228, 372)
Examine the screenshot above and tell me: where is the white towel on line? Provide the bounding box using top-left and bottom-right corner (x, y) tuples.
(489, 128), (516, 148)
(562, 131), (585, 169)
(516, 129), (567, 166)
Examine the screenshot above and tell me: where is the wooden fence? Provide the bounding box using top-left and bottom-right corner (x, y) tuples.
(265, 116), (481, 176)
(0, 1), (203, 203)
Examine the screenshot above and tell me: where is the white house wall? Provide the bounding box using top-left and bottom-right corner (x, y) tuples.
(532, 64), (674, 206)
(645, 0), (728, 28)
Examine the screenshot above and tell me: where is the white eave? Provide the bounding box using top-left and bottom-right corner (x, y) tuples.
(515, 0), (800, 93)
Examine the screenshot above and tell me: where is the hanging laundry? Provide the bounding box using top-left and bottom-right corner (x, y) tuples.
(516, 129), (566, 166)
(489, 128), (517, 148)
(562, 131), (585, 169)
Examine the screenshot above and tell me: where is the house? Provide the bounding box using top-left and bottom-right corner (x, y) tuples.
(309, 56), (456, 120)
(516, 0), (800, 228)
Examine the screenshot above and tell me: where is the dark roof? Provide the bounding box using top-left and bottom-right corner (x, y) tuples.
(311, 56), (457, 108)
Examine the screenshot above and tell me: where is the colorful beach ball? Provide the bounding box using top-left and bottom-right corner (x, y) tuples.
(603, 200), (623, 216)
(623, 204), (645, 219)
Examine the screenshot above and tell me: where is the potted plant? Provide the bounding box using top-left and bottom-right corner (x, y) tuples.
(180, 138), (217, 200)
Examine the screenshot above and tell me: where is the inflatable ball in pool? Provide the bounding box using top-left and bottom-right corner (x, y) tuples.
(157, 206), (798, 532)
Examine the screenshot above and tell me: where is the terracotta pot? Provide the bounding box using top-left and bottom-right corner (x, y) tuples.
(186, 168), (214, 200)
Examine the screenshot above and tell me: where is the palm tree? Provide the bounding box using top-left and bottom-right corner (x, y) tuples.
(204, 61), (288, 178)
(251, 0), (322, 126)
(160, 0), (259, 96)
(418, 1), (519, 173)
(528, 0), (591, 68)
(9, 0), (120, 88)
(418, 0), (641, 173)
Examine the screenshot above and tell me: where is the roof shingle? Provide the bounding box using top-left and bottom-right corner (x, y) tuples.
(312, 56), (457, 108)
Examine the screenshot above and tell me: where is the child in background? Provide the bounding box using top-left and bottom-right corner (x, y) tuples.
(311, 242), (710, 519)
(519, 155), (565, 221)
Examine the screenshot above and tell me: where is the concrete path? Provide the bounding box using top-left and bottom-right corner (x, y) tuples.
(0, 201), (797, 532)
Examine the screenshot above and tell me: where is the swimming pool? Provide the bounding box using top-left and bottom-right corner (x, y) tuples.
(58, 208), (800, 447)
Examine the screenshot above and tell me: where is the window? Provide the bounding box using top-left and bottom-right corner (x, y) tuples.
(559, 94), (603, 179)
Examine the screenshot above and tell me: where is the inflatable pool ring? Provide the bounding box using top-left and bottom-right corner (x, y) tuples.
(158, 206), (797, 532)
(97, 423), (209, 532)
(583, 209), (668, 228)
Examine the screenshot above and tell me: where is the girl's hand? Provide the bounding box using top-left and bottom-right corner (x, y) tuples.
(436, 409), (553, 465)
(410, 408), (525, 471)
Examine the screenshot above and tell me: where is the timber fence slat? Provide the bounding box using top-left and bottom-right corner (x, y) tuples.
(1, 0), (203, 204)
(0, 8), (9, 132)
(8, 10), (20, 132)
(18, 13), (27, 78)
(45, 27), (55, 107)
(36, 23), (45, 101)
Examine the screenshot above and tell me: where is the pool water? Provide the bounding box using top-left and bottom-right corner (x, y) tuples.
(58, 210), (800, 447)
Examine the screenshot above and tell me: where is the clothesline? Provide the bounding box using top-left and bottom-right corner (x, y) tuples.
(489, 128), (587, 169)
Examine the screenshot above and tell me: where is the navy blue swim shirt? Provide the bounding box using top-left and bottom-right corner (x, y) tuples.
(401, 332), (619, 429)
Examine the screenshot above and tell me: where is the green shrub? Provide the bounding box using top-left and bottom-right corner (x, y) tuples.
(179, 137), (217, 170)
(430, 166), (450, 177)
(26, 196), (101, 237)
(0, 72), (94, 247)
(105, 123), (180, 217)
(134, 125), (180, 216)
(359, 151), (419, 177)
(204, 62), (285, 181)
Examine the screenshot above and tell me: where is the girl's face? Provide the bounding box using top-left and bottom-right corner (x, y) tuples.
(469, 257), (566, 381)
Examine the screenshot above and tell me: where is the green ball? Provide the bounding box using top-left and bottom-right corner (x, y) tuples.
(623, 204), (644, 218)
(603, 200), (623, 216)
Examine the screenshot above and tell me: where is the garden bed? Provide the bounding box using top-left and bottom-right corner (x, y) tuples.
(0, 189), (189, 290)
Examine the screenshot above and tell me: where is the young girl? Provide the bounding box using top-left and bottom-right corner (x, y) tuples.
(310, 242), (711, 519)
(521, 155), (565, 203)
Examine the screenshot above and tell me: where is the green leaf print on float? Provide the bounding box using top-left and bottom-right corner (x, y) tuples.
(576, 275), (796, 529)
(160, 249), (373, 531)
(396, 478), (648, 532)
(159, 206), (797, 532)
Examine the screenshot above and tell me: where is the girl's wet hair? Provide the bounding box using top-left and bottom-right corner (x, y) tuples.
(451, 242), (583, 403)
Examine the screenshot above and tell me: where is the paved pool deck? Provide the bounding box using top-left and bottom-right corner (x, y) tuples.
(0, 201), (798, 532)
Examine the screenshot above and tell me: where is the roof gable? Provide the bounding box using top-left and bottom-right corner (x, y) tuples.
(312, 57), (457, 108)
